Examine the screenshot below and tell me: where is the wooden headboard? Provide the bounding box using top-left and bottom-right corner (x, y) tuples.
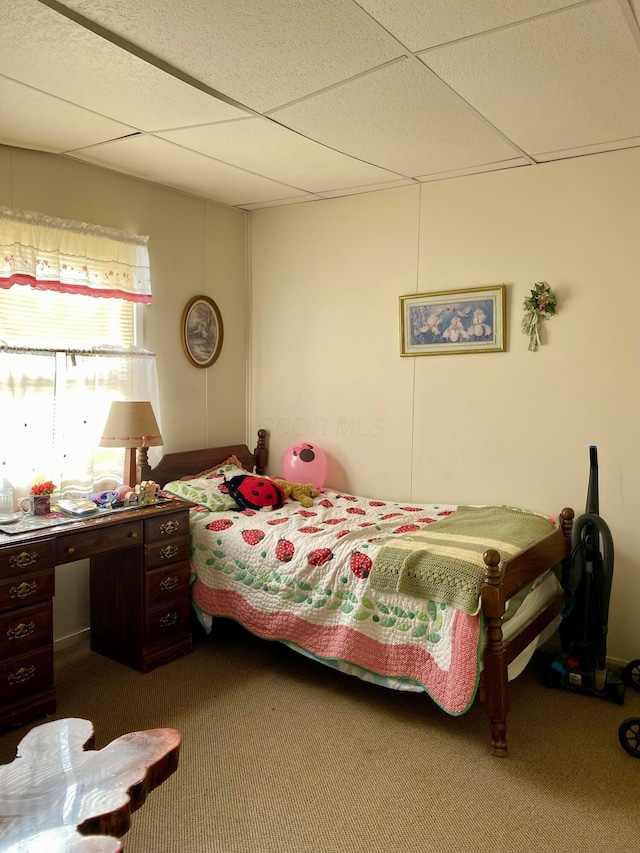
(140, 428), (268, 487)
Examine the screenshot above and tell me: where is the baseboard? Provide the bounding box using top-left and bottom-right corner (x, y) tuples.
(54, 628), (90, 653)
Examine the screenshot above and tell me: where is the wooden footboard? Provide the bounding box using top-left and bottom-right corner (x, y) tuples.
(142, 429), (268, 486)
(480, 507), (574, 756)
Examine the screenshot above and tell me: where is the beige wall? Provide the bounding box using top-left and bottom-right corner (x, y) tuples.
(0, 144), (248, 643)
(250, 147), (640, 663)
(2, 142), (639, 664)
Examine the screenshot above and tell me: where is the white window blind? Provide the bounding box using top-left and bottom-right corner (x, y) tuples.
(0, 285), (134, 348)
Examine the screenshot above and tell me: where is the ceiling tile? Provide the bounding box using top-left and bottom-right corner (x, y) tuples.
(422, 0), (640, 157)
(0, 0), (249, 131)
(156, 117), (404, 192)
(0, 76), (136, 153)
(356, 0), (583, 52)
(57, 0), (403, 111)
(67, 135), (314, 206)
(271, 58), (519, 177)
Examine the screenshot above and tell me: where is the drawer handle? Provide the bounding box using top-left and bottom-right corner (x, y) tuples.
(160, 575), (179, 591)
(9, 551), (38, 569)
(7, 621), (35, 641)
(159, 520), (180, 535)
(159, 611), (179, 628)
(10, 581), (38, 600)
(159, 545), (179, 560)
(129, 530), (139, 539)
(66, 547), (75, 556)
(8, 665), (36, 685)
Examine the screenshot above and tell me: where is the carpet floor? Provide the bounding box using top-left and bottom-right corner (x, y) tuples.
(0, 620), (638, 852)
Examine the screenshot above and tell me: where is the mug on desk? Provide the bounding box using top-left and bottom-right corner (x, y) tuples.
(19, 494), (51, 516)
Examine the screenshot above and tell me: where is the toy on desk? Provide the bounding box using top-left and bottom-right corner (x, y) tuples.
(139, 480), (159, 503)
(125, 480), (159, 505)
(86, 489), (119, 508)
(83, 485), (137, 509)
(114, 484), (134, 502)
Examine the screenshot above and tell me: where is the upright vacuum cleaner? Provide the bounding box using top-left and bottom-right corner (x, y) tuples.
(547, 446), (625, 704)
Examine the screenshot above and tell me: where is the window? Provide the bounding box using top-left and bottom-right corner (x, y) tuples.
(0, 206), (158, 498)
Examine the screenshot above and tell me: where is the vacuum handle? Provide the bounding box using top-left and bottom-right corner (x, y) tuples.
(586, 445), (599, 516)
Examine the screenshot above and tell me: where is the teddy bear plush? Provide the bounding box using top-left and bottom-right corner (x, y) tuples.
(272, 478), (320, 508)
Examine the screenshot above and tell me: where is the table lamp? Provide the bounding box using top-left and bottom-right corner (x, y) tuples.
(99, 401), (163, 486)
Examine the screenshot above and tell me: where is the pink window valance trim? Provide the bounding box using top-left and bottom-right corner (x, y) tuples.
(0, 205), (152, 304)
(0, 276), (152, 304)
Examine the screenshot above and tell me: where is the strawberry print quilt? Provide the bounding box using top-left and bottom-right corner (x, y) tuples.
(186, 488), (484, 715)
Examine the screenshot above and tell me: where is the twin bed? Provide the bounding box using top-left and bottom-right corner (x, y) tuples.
(143, 429), (574, 757)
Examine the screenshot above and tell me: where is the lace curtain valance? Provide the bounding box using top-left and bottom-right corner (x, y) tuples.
(0, 205), (152, 303)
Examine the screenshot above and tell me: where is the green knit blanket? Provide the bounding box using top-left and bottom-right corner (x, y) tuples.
(369, 505), (555, 615)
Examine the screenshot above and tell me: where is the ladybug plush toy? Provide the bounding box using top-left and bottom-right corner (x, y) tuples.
(225, 474), (285, 511)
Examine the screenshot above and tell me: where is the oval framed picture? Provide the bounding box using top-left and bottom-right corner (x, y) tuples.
(181, 295), (224, 368)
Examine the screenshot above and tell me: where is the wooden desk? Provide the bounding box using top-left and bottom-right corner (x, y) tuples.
(0, 501), (193, 730)
(0, 717), (181, 852)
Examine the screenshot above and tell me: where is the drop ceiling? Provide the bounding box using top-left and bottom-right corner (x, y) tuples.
(2, 0), (640, 210)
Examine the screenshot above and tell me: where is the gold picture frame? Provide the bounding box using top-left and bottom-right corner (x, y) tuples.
(181, 295), (224, 368)
(400, 285), (506, 356)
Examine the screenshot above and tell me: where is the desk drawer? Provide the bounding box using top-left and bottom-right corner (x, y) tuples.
(0, 540), (54, 579)
(57, 521), (143, 563)
(0, 601), (52, 658)
(146, 562), (191, 609)
(0, 570), (54, 613)
(145, 538), (190, 569)
(145, 600), (190, 645)
(0, 646), (53, 704)
(145, 511), (189, 543)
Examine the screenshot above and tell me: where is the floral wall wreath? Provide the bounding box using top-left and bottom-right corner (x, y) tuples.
(522, 282), (557, 352)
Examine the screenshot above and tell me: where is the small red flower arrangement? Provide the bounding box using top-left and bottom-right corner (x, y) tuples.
(30, 480), (56, 496)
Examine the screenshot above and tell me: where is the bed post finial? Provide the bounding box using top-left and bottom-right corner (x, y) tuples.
(559, 507), (574, 551)
(483, 549), (502, 583)
(254, 429), (268, 475)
